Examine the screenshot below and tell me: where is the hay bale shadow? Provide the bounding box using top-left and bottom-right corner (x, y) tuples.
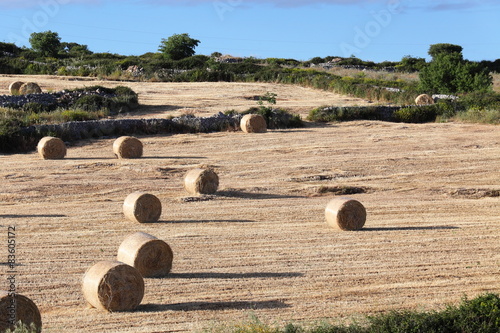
(0, 214), (66, 218)
(362, 226), (460, 232)
(138, 299), (290, 313)
(217, 190), (304, 200)
(167, 272), (303, 279)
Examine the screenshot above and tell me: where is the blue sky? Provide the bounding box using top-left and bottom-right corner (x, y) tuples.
(0, 0), (499, 62)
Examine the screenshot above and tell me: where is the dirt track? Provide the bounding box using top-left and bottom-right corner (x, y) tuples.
(0, 76), (499, 332)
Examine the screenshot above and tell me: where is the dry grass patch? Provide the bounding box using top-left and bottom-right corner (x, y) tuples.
(449, 188), (500, 199)
(316, 185), (369, 196)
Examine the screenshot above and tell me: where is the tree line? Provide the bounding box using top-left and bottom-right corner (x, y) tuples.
(1, 31), (499, 95)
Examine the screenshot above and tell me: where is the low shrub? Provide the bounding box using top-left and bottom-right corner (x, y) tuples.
(207, 293), (500, 333)
(60, 109), (98, 121)
(392, 105), (439, 123)
(366, 293), (500, 333)
(73, 94), (111, 112)
(458, 91), (500, 110)
(452, 108), (500, 124)
(308, 106), (399, 122)
(22, 102), (53, 113)
(226, 107), (303, 129)
(3, 321), (39, 333)
(0, 85), (139, 152)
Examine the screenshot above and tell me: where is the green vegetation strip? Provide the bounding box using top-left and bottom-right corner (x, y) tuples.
(208, 293), (500, 333)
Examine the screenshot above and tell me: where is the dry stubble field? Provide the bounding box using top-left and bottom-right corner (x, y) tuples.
(0, 75), (499, 332)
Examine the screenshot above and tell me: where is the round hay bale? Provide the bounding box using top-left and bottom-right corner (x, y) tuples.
(325, 197), (366, 231)
(9, 81), (24, 95)
(184, 168), (219, 195)
(117, 232), (173, 278)
(37, 136), (67, 160)
(415, 94), (435, 105)
(240, 114), (267, 133)
(0, 291), (42, 332)
(113, 136), (143, 159)
(82, 260), (144, 312)
(123, 191), (162, 223)
(19, 82), (42, 95)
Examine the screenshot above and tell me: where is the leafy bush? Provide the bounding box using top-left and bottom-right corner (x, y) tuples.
(221, 62), (263, 74)
(174, 55), (210, 69)
(393, 105), (439, 123)
(0, 58), (25, 74)
(396, 56), (427, 73)
(71, 85), (138, 113)
(226, 107), (303, 129)
(0, 86), (139, 152)
(419, 45), (492, 94)
(158, 33), (200, 60)
(60, 109), (96, 121)
(3, 321), (39, 333)
(73, 94), (111, 112)
(453, 108), (500, 124)
(22, 102), (53, 113)
(459, 91), (500, 110)
(308, 106), (398, 122)
(434, 91), (500, 123)
(209, 293), (500, 333)
(113, 85), (137, 97)
(236, 92), (303, 129)
(0, 114), (27, 136)
(367, 293), (500, 333)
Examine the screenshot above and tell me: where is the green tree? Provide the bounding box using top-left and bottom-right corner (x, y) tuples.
(61, 42), (93, 57)
(419, 44), (492, 94)
(309, 56), (325, 65)
(428, 43), (463, 59)
(397, 55), (426, 72)
(29, 30), (62, 58)
(158, 33), (200, 60)
(0, 42), (21, 55)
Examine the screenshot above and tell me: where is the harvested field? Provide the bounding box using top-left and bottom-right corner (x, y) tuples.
(0, 76), (499, 332)
(0, 74), (373, 118)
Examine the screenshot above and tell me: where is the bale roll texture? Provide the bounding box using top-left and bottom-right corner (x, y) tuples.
(123, 191), (162, 223)
(117, 232), (173, 278)
(240, 114), (267, 133)
(82, 260), (144, 312)
(0, 291), (42, 333)
(325, 197), (367, 231)
(9, 81), (24, 95)
(19, 82), (42, 95)
(184, 168), (219, 195)
(37, 136), (67, 159)
(113, 136), (143, 159)
(415, 94), (435, 105)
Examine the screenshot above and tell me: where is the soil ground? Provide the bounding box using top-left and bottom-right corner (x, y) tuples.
(0, 75), (499, 332)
